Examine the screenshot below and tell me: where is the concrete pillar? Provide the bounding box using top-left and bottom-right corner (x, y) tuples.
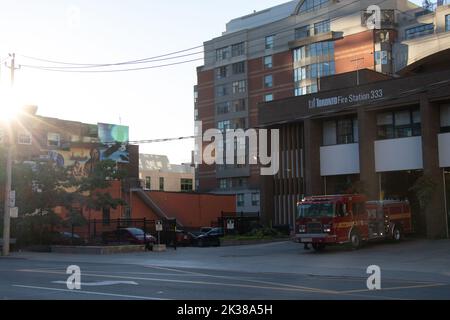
(420, 95), (447, 238)
(358, 108), (379, 200)
(303, 119), (323, 196)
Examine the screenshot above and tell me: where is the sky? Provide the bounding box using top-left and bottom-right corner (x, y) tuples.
(0, 0), (290, 165)
(0, 0), (423, 165)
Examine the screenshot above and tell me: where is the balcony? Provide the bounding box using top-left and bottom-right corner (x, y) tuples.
(375, 136), (423, 172)
(320, 143), (360, 176)
(438, 133), (450, 168)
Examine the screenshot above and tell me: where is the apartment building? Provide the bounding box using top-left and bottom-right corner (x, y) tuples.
(139, 154), (195, 192)
(195, 0), (450, 223)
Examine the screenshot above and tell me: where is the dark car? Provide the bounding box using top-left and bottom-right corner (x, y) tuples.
(175, 230), (194, 246)
(194, 228), (224, 247)
(102, 228), (156, 248)
(51, 232), (86, 246)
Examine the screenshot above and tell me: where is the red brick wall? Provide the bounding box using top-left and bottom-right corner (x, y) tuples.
(132, 191), (236, 229)
(335, 30), (375, 74)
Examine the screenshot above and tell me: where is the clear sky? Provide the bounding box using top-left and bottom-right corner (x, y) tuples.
(0, 0), (422, 164)
(0, 0), (292, 165)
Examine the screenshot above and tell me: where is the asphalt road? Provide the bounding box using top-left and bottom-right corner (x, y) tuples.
(1, 239), (450, 300)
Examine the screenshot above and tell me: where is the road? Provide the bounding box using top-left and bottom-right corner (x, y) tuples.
(1, 239), (450, 300)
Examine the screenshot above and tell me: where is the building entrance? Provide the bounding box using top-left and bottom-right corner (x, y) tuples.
(380, 170), (423, 234)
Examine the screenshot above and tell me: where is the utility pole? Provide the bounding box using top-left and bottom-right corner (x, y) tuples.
(2, 53), (18, 256)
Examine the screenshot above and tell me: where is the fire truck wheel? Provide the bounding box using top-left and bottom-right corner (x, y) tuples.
(312, 243), (326, 251)
(393, 226), (402, 242)
(350, 231), (362, 250)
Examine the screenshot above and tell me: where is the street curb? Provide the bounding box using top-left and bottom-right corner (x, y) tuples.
(220, 238), (290, 247)
(51, 245), (146, 255)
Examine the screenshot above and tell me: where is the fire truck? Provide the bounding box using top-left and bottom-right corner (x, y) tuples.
(295, 194), (413, 251)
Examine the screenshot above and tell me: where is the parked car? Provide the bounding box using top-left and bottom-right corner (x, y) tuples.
(200, 227), (213, 234)
(175, 230), (194, 246)
(194, 228), (224, 247)
(102, 228), (156, 248)
(50, 232), (86, 246)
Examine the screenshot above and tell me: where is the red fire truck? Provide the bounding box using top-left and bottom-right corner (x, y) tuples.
(295, 194), (413, 251)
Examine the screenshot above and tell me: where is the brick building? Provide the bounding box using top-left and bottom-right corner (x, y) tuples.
(194, 0), (450, 224)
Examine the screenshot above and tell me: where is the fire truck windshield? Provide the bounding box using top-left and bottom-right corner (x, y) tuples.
(297, 203), (335, 218)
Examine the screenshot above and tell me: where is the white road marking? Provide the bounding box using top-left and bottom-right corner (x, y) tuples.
(52, 280), (138, 286)
(12, 285), (166, 300)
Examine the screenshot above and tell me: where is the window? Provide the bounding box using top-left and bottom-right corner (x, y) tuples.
(251, 193), (260, 206)
(216, 47), (229, 61)
(18, 132), (32, 145)
(216, 85), (228, 97)
(293, 41), (334, 62)
(181, 179), (193, 192)
(375, 51), (388, 65)
(298, 0), (329, 13)
(237, 194), (245, 207)
(231, 42), (245, 57)
(337, 119), (354, 144)
(217, 101), (231, 115)
(441, 105), (450, 132)
(264, 56), (273, 69)
(377, 109), (421, 139)
(47, 132), (60, 147)
(218, 120), (231, 132)
(219, 179), (229, 189)
(265, 35), (274, 49)
(232, 99), (246, 112)
(102, 208), (110, 226)
(232, 80), (246, 94)
(232, 61), (245, 74)
(216, 66), (228, 79)
(264, 75), (273, 88)
(405, 24), (434, 40)
(295, 25), (310, 39)
(323, 117), (357, 145)
(314, 19), (330, 35)
(159, 177), (164, 191)
(446, 15), (450, 32)
(145, 177), (151, 190)
(264, 93), (274, 102)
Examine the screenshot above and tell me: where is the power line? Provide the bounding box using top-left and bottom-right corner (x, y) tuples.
(20, 57), (203, 73)
(17, 0), (390, 73)
(17, 45), (203, 66)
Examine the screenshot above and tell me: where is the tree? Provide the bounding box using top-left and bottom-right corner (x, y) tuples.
(409, 174), (438, 211)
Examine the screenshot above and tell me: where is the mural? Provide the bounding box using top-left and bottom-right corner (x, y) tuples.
(48, 147), (100, 177)
(98, 123), (130, 163)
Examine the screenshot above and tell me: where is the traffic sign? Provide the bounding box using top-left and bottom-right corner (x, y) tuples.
(156, 220), (163, 232)
(9, 190), (15, 207)
(227, 219), (235, 230)
(10, 207), (18, 218)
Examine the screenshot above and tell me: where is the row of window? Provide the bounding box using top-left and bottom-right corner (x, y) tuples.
(0, 131), (60, 146)
(237, 193), (260, 207)
(217, 118), (246, 131)
(144, 177), (193, 192)
(216, 61), (246, 80)
(217, 99), (246, 115)
(219, 177), (248, 189)
(377, 109), (421, 140)
(294, 61), (336, 82)
(405, 23), (434, 40)
(295, 84), (318, 96)
(298, 0), (329, 14)
(293, 41), (335, 61)
(216, 80), (247, 97)
(216, 42), (245, 62)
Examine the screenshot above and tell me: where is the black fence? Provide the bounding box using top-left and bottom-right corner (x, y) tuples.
(218, 212), (261, 236)
(68, 218), (177, 246)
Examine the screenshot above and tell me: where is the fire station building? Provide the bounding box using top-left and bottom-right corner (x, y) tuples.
(259, 54), (450, 239)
